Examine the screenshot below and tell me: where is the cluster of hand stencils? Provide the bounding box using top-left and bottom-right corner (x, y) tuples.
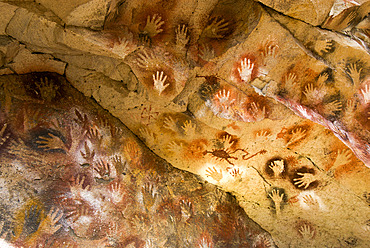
(0, 0), (368, 247)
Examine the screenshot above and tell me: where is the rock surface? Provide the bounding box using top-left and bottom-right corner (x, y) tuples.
(0, 72), (273, 247)
(0, 0), (369, 247)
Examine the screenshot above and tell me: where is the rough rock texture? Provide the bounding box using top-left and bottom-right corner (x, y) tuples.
(0, 72), (272, 247)
(0, 0), (369, 247)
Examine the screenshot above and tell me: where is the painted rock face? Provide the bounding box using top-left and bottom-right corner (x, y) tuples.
(0, 0), (369, 247)
(0, 73), (273, 247)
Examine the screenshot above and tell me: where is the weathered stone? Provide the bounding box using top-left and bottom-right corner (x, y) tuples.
(255, 0), (335, 25)
(0, 2), (18, 35)
(9, 46), (66, 74)
(6, 8), (62, 51)
(0, 0), (369, 247)
(65, 0), (109, 29)
(0, 72), (273, 247)
(35, 0), (92, 21)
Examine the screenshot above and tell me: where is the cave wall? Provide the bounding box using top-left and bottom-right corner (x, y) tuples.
(0, 0), (369, 247)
